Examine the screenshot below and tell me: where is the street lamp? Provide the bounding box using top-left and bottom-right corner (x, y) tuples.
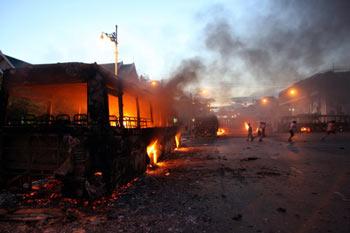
(150, 80), (159, 87)
(199, 88), (209, 97)
(288, 88), (297, 97)
(101, 25), (118, 76)
(101, 25), (123, 128)
(261, 98), (268, 105)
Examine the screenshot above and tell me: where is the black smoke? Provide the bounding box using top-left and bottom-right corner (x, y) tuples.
(204, 0), (350, 95)
(168, 0), (350, 101)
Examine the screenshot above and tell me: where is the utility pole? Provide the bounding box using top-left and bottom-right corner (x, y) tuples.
(114, 25), (118, 76)
(101, 25), (119, 76)
(101, 25), (123, 128)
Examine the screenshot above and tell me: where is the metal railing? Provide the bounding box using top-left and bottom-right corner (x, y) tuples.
(5, 113), (153, 129)
(6, 114), (88, 126)
(109, 115), (152, 128)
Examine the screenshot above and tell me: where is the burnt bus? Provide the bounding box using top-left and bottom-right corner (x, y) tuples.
(0, 63), (177, 197)
(193, 114), (219, 138)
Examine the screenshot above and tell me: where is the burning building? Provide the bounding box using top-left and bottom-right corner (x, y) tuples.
(0, 62), (178, 197)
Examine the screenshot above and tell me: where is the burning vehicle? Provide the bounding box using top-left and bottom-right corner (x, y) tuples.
(0, 62), (178, 197)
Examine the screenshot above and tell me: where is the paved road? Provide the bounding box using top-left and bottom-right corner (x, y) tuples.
(1, 133), (349, 233)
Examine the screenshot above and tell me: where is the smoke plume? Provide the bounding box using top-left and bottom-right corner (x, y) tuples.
(167, 0), (350, 103)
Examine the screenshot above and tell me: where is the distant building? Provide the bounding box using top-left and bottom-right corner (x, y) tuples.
(279, 70), (350, 116)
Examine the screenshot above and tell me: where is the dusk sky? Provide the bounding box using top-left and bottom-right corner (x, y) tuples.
(1, 0), (235, 78)
(2, 0), (349, 103)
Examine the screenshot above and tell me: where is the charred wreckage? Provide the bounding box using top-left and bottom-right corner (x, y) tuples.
(0, 62), (178, 198)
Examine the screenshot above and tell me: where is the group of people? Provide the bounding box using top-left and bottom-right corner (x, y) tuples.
(246, 120), (338, 143)
(287, 120), (337, 142)
(246, 121), (266, 142)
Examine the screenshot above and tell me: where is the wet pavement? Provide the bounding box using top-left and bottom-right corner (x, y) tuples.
(1, 133), (350, 233)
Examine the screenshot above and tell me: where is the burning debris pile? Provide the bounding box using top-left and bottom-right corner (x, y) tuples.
(0, 175), (140, 210)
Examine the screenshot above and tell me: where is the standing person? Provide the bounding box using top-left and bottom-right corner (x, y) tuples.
(288, 120), (297, 142)
(247, 123), (254, 142)
(321, 120), (336, 140)
(258, 122), (266, 142)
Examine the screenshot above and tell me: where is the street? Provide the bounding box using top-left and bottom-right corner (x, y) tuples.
(1, 133), (350, 233)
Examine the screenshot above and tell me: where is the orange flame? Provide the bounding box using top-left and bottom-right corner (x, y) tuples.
(217, 128), (226, 136)
(175, 132), (181, 149)
(244, 122), (249, 131)
(300, 127), (311, 133)
(147, 140), (160, 164)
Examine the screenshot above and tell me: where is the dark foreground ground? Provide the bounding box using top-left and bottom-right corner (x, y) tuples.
(1, 133), (350, 233)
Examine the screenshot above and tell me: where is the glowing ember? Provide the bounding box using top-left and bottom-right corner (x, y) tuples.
(175, 132), (181, 149)
(217, 128), (226, 136)
(147, 140), (160, 164)
(175, 147), (190, 152)
(300, 126), (311, 133)
(94, 171), (103, 176)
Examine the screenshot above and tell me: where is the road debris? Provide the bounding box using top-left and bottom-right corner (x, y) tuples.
(232, 214), (242, 221)
(240, 157), (260, 162)
(276, 207), (287, 213)
(0, 208), (64, 222)
(334, 192), (350, 202)
(0, 135), (349, 232)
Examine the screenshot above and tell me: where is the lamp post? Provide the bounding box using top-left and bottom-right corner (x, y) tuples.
(101, 25), (118, 76)
(101, 25), (124, 127)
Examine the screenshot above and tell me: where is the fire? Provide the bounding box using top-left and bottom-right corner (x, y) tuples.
(300, 126), (311, 133)
(147, 140), (160, 164)
(244, 122), (249, 131)
(175, 147), (190, 152)
(217, 128), (226, 136)
(175, 132), (181, 148)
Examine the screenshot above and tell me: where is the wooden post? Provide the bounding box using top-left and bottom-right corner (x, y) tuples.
(118, 92), (123, 128)
(136, 97), (140, 128)
(117, 78), (124, 128)
(150, 103), (154, 125)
